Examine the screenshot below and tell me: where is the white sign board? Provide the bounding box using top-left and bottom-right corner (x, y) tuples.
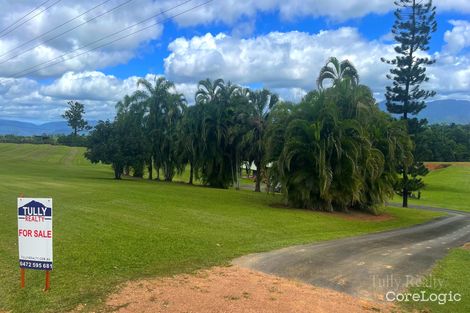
(17, 198), (53, 271)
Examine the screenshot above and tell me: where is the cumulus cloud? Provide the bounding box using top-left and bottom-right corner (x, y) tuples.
(172, 0), (470, 25)
(0, 72), (132, 121)
(0, 0), (468, 80)
(41, 72), (133, 101)
(444, 20), (470, 54)
(0, 71), (199, 121)
(164, 27), (470, 102)
(0, 0), (168, 78)
(164, 29), (395, 94)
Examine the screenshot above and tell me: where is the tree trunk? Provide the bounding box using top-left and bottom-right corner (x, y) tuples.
(236, 156), (240, 191)
(266, 167), (271, 193)
(230, 157), (236, 189)
(401, 0), (415, 208)
(402, 166), (408, 207)
(255, 160), (261, 192)
(164, 164), (172, 182)
(147, 162), (153, 180)
(114, 167), (122, 180)
(189, 161), (194, 185)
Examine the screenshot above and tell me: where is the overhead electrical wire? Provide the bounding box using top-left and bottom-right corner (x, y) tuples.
(0, 0), (63, 39)
(1, 0), (194, 76)
(0, 0), (135, 65)
(0, 0), (52, 36)
(0, 0), (213, 84)
(0, 0), (115, 59)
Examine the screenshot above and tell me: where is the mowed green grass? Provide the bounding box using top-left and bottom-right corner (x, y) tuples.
(0, 143), (444, 313)
(410, 163), (470, 212)
(403, 247), (470, 313)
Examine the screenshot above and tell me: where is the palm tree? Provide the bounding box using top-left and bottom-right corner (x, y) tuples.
(133, 76), (181, 181)
(244, 89), (278, 192)
(316, 57), (359, 90)
(195, 78), (240, 188)
(115, 94), (133, 116)
(115, 94), (148, 178)
(275, 82), (405, 213)
(160, 92), (186, 181)
(178, 105), (201, 184)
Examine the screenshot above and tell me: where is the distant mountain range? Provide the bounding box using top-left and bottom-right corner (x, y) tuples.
(0, 120), (97, 136)
(0, 99), (469, 135)
(378, 99), (470, 124)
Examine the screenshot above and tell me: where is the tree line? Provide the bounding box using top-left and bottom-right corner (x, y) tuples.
(5, 116), (468, 165)
(84, 63), (410, 214)
(415, 124), (470, 162)
(0, 134), (87, 146)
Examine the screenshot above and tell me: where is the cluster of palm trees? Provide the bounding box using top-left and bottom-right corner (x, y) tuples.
(86, 57), (412, 213)
(253, 57), (411, 213)
(86, 76), (278, 191)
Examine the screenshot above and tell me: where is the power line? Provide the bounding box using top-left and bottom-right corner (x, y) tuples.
(1, 0), (194, 78)
(0, 0), (135, 65)
(0, 0), (63, 39)
(0, 0), (212, 83)
(0, 0), (51, 36)
(0, 0), (115, 59)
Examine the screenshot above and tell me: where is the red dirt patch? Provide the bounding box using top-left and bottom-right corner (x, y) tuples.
(463, 243), (470, 250)
(102, 266), (396, 313)
(425, 163), (451, 171)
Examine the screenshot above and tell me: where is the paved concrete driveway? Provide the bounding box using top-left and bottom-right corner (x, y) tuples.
(233, 205), (470, 300)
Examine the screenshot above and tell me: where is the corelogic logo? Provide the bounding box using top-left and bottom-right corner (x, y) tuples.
(386, 290), (462, 305)
(372, 274), (462, 305)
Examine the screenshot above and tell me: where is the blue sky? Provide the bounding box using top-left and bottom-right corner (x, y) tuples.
(0, 0), (469, 122)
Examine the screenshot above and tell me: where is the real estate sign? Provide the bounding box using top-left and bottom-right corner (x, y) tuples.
(17, 198), (53, 270)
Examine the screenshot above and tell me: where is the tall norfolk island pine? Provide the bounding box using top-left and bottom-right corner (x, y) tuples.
(382, 0), (437, 207)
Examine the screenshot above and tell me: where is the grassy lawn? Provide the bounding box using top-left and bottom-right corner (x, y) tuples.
(402, 247), (470, 313)
(409, 163), (470, 212)
(0, 143), (444, 313)
(397, 162), (470, 312)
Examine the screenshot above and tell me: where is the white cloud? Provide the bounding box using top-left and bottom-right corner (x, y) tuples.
(164, 29), (395, 92)
(444, 20), (470, 54)
(0, 0), (468, 80)
(41, 71), (134, 101)
(434, 0), (470, 13)
(164, 27), (470, 102)
(0, 0), (165, 78)
(0, 72), (130, 121)
(430, 54), (470, 94)
(173, 0), (470, 25)
(0, 71), (199, 121)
